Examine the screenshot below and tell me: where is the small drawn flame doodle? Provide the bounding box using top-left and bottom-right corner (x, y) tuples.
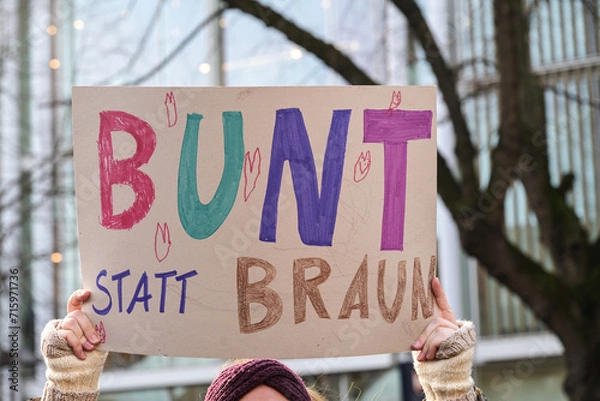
(386, 90), (402, 115)
(95, 321), (107, 343)
(164, 91), (178, 127)
(154, 222), (172, 262)
(354, 150), (372, 182)
(243, 147), (262, 201)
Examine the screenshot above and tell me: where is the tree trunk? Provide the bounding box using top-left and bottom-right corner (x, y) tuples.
(491, 3), (597, 399)
(564, 338), (600, 401)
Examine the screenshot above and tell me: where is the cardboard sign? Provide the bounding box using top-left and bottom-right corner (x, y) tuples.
(72, 86), (438, 358)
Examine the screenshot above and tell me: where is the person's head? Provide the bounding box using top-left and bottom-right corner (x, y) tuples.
(204, 359), (325, 401)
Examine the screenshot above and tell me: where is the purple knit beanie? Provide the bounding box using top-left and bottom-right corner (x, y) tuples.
(204, 359), (311, 401)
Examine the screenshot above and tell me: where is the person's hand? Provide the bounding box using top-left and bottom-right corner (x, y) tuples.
(40, 290), (108, 397)
(410, 278), (479, 401)
(56, 289), (101, 360)
(411, 277), (459, 361)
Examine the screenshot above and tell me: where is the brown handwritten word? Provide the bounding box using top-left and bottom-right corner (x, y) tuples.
(237, 255), (436, 334)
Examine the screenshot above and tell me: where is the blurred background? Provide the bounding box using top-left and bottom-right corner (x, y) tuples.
(0, 0), (599, 400)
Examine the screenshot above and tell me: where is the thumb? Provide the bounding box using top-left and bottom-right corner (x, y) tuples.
(67, 289), (90, 314)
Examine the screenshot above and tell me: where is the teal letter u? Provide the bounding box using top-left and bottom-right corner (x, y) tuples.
(178, 112), (244, 239)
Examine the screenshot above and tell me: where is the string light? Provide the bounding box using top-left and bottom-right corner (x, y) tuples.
(290, 48), (303, 60)
(198, 63), (211, 74)
(50, 252), (63, 264)
(47, 25), (57, 35)
(73, 20), (85, 30)
(49, 59), (61, 69)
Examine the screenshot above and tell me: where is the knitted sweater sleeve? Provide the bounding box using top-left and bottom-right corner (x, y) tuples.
(40, 319), (108, 401)
(412, 320), (486, 401)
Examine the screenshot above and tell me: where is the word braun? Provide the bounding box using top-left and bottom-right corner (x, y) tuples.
(238, 255), (436, 334)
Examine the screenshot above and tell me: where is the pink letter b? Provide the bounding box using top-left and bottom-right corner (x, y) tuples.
(98, 111), (156, 229)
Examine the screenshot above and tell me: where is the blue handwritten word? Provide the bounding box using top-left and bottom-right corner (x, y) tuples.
(93, 269), (198, 315)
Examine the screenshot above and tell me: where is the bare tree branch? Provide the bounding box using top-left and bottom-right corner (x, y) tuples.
(462, 217), (582, 347)
(96, 0), (168, 85)
(592, 236), (600, 265)
(125, 6), (226, 85)
(526, 0), (543, 21)
(47, 4), (225, 107)
(546, 84), (600, 110)
(223, 0), (377, 86)
(486, 0), (537, 228)
(453, 57), (497, 76)
(493, 0), (591, 289)
(390, 0), (481, 211)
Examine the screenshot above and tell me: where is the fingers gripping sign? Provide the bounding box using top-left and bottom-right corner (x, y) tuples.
(409, 279), (480, 401)
(57, 290), (101, 360)
(411, 278), (459, 361)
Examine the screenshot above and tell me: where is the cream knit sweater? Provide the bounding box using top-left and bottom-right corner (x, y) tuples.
(413, 320), (485, 401)
(33, 320), (108, 401)
(32, 319), (483, 401)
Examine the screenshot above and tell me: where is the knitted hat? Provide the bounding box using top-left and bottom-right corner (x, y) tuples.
(204, 359), (311, 401)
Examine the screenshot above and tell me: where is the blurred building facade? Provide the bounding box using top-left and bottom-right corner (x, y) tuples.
(0, 1), (598, 400)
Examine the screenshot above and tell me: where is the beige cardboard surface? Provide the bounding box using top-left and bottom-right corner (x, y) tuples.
(72, 86), (438, 358)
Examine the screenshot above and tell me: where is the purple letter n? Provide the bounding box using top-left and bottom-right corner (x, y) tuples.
(364, 109), (433, 251)
(260, 108), (351, 246)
